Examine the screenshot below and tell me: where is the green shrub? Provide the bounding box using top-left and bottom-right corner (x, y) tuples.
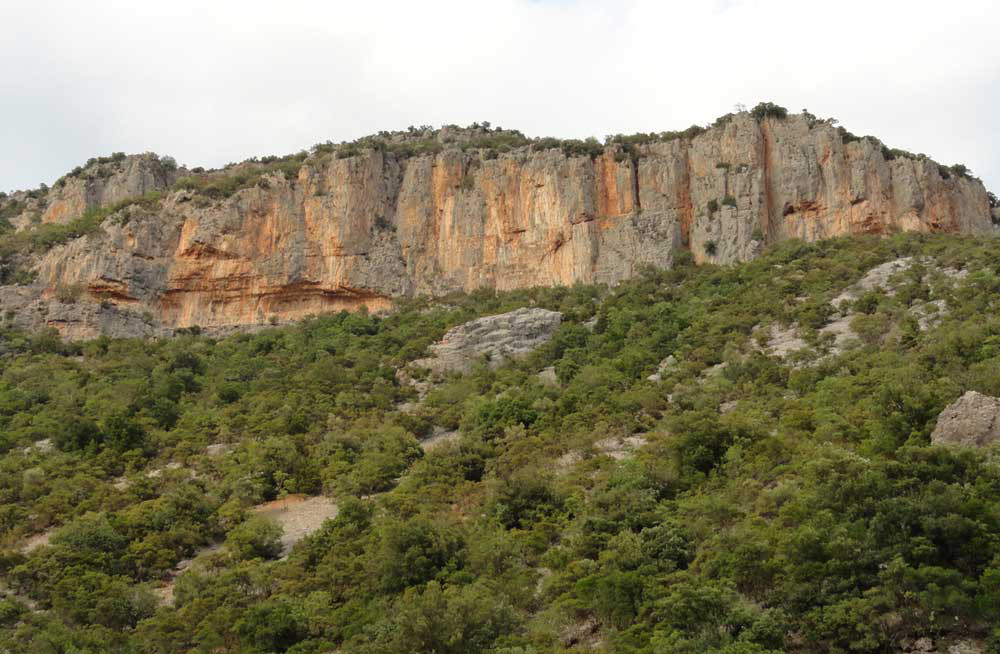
(0, 199), (25, 224)
(55, 283), (84, 304)
(457, 175), (475, 191)
(750, 102), (788, 121)
(949, 163), (973, 179)
(713, 113), (736, 128)
(377, 517), (465, 592)
(226, 515), (283, 560)
(838, 126), (861, 144)
(175, 155), (305, 199)
(362, 581), (520, 654)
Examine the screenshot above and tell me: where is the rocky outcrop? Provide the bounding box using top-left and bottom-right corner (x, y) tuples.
(760, 257), (972, 360)
(1, 112), (996, 338)
(2, 154), (180, 230)
(413, 308), (562, 375)
(931, 391), (1000, 448)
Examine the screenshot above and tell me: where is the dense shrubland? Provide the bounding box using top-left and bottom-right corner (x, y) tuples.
(0, 234), (999, 652)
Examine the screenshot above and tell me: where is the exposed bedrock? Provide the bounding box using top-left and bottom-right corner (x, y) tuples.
(1, 113), (995, 338)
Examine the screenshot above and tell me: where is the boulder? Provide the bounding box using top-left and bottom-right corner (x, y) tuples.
(414, 308), (562, 375)
(930, 391), (1000, 448)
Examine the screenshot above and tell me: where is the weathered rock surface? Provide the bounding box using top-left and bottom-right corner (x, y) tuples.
(1, 113), (996, 338)
(3, 154), (180, 230)
(646, 355), (677, 382)
(252, 494), (339, 557)
(420, 426), (461, 451)
(762, 257), (970, 360)
(899, 637), (987, 654)
(413, 308), (562, 375)
(931, 391), (1000, 448)
(537, 366), (559, 385)
(831, 257), (919, 306)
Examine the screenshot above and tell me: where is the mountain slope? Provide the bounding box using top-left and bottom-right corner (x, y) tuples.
(0, 234), (999, 653)
(1, 105), (997, 339)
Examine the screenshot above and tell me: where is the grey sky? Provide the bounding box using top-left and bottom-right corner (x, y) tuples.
(3, 0), (998, 194)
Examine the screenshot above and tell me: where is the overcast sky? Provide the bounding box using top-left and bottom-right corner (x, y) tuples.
(2, 0), (998, 194)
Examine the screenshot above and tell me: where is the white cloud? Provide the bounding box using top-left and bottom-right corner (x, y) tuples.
(2, 0), (998, 192)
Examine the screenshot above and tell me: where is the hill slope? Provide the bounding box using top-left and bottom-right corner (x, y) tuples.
(0, 105), (997, 339)
(0, 234), (999, 652)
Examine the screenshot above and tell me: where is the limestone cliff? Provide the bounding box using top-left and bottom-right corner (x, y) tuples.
(0, 111), (995, 339)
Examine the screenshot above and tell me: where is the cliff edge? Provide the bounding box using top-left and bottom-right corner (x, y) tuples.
(0, 107), (996, 338)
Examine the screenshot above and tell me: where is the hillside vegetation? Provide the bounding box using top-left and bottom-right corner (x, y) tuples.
(0, 234), (999, 653)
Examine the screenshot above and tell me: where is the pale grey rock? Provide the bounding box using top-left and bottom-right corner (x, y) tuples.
(555, 450), (583, 470)
(46, 154), (179, 224)
(8, 153), (181, 228)
(819, 314), (859, 354)
(21, 528), (57, 554)
(146, 461), (183, 479)
(420, 426), (461, 451)
(0, 284), (167, 341)
(764, 324), (809, 357)
(561, 616), (601, 649)
(831, 257), (918, 306)
(414, 308), (562, 375)
(948, 640), (986, 654)
(647, 355), (677, 382)
(931, 391), (1000, 448)
(251, 495), (338, 559)
(20, 438), (53, 455)
(537, 366), (559, 385)
(938, 267), (969, 281)
(913, 299), (948, 331)
(702, 361), (729, 378)
(594, 434), (648, 460)
(204, 443), (234, 457)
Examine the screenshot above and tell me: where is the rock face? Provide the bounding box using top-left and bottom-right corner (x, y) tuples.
(761, 257), (971, 361)
(931, 391), (1000, 448)
(3, 154), (180, 230)
(413, 308), (562, 375)
(1, 112), (996, 338)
